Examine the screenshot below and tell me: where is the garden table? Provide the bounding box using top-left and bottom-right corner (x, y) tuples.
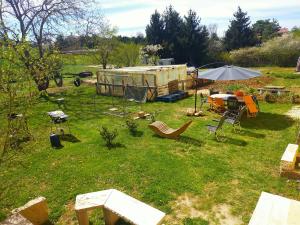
(210, 93), (235, 100)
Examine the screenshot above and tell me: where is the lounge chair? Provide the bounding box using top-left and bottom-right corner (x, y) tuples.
(148, 120), (192, 139)
(244, 95), (259, 117)
(227, 96), (240, 115)
(206, 115), (226, 141)
(224, 106), (247, 132)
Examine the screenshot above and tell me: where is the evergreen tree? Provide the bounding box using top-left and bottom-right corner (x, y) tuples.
(252, 19), (281, 44)
(224, 7), (256, 51)
(145, 10), (164, 45)
(181, 10), (209, 66)
(162, 6), (184, 62)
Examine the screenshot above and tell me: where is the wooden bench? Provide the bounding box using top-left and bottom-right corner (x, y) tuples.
(75, 189), (165, 225)
(1, 197), (49, 225)
(280, 144), (300, 179)
(248, 192), (300, 225)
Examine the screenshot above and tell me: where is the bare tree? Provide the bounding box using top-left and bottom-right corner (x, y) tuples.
(1, 0), (93, 57)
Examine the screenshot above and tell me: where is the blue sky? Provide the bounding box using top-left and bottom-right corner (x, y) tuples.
(98, 0), (300, 37)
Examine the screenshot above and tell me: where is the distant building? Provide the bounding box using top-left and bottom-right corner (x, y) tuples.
(278, 28), (289, 35)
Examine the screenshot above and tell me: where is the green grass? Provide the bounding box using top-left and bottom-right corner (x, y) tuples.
(0, 67), (300, 224)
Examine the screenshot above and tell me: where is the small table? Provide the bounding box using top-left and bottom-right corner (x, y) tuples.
(249, 192), (300, 225)
(47, 110), (70, 134)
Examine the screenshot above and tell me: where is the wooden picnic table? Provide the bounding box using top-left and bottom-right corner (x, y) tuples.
(257, 86), (290, 95)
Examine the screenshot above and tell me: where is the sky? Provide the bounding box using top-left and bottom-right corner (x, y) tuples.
(98, 0), (300, 37)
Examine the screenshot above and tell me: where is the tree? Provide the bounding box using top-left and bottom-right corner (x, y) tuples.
(207, 24), (224, 63)
(181, 10), (209, 66)
(112, 43), (141, 67)
(0, 0), (103, 90)
(93, 25), (118, 69)
(162, 6), (184, 62)
(224, 7), (256, 51)
(146, 10), (164, 45)
(252, 19), (281, 43)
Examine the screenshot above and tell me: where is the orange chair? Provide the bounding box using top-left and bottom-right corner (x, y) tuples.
(244, 95), (258, 117)
(212, 98), (225, 113)
(207, 96), (213, 110)
(235, 91), (244, 97)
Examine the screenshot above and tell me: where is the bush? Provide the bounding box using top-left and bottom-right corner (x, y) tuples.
(125, 118), (138, 135)
(229, 34), (300, 67)
(226, 84), (245, 91)
(99, 126), (118, 149)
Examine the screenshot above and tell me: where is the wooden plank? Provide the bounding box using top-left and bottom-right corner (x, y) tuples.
(75, 189), (112, 211)
(281, 144), (298, 162)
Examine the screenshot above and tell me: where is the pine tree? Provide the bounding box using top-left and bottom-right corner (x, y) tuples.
(145, 10), (164, 45)
(162, 6), (184, 62)
(224, 7), (256, 51)
(181, 10), (209, 66)
(252, 19), (281, 44)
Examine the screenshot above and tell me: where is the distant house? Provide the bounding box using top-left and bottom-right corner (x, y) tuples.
(278, 27), (289, 35)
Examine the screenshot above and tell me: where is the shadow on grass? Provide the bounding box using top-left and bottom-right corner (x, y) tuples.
(178, 135), (203, 147)
(237, 129), (266, 138)
(130, 131), (144, 137)
(222, 137), (248, 146)
(241, 112), (294, 131)
(59, 134), (81, 143)
(106, 143), (126, 150)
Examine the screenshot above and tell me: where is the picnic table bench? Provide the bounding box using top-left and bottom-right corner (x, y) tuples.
(258, 86), (290, 95)
(75, 189), (165, 225)
(248, 192), (300, 225)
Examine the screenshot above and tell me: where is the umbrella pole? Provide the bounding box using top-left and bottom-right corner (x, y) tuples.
(194, 79), (198, 114)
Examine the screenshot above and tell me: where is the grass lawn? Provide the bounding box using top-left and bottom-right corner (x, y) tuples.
(0, 67), (300, 225)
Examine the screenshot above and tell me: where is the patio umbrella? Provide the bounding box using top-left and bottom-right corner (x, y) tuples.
(197, 65), (261, 80)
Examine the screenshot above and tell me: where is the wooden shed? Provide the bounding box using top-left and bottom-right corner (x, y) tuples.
(96, 65), (189, 100)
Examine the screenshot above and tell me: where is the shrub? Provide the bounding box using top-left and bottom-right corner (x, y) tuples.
(226, 84), (245, 91)
(229, 34), (300, 67)
(125, 118), (138, 135)
(264, 93), (277, 103)
(99, 126), (118, 149)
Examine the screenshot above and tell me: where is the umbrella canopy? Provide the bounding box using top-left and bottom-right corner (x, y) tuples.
(197, 65), (261, 80)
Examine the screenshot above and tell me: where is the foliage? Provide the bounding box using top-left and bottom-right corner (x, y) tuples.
(183, 218), (209, 225)
(99, 126), (118, 149)
(146, 6), (209, 66)
(0, 40), (36, 161)
(252, 19), (281, 44)
(125, 118), (138, 135)
(112, 42), (141, 67)
(181, 10), (209, 66)
(146, 10), (165, 45)
(229, 34), (300, 67)
(224, 7), (256, 51)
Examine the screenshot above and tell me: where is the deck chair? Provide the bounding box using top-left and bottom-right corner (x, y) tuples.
(224, 106), (247, 132)
(212, 98), (225, 113)
(148, 120), (192, 139)
(206, 115), (226, 141)
(244, 95), (259, 117)
(227, 96), (240, 115)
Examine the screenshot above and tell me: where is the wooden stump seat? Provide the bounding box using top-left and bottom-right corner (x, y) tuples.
(249, 192), (300, 225)
(280, 143), (300, 179)
(75, 189), (165, 225)
(148, 120), (192, 139)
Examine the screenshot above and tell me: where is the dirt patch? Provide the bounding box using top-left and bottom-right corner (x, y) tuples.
(286, 106), (300, 120)
(165, 193), (243, 225)
(199, 76), (273, 92)
(57, 202), (77, 225)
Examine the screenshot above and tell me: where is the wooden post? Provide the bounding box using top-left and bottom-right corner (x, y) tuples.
(103, 208), (120, 225)
(76, 209), (89, 225)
